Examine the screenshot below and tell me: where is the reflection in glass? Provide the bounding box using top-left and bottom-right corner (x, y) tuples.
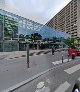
(0, 9), (71, 52)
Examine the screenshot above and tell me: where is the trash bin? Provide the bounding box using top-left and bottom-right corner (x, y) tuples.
(72, 53), (75, 59)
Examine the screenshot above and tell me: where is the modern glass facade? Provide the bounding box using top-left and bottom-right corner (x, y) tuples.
(0, 9), (71, 52)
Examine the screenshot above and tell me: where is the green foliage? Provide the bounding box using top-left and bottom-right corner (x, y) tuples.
(42, 38), (49, 41)
(19, 34), (24, 38)
(64, 37), (77, 49)
(25, 35), (30, 39)
(4, 15), (18, 38)
(31, 33), (42, 40)
(0, 14), (3, 24)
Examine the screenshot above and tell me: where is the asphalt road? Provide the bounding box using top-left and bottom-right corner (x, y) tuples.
(13, 59), (80, 92)
(0, 51), (69, 91)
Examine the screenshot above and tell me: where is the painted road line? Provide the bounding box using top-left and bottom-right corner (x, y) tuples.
(78, 78), (80, 81)
(1, 61), (72, 92)
(54, 81), (71, 92)
(64, 64), (80, 74)
(37, 82), (45, 89)
(63, 59), (72, 62)
(52, 60), (62, 65)
(40, 53), (44, 55)
(35, 81), (50, 92)
(52, 59), (71, 65)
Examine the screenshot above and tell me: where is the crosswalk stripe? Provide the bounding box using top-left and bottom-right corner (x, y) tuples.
(52, 60), (62, 65)
(78, 78), (80, 81)
(52, 59), (71, 65)
(64, 64), (80, 74)
(54, 81), (70, 92)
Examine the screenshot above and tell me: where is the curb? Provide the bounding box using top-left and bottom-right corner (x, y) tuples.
(1, 60), (74, 92)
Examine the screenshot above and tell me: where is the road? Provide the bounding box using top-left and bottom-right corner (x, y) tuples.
(0, 50), (69, 91)
(13, 59), (80, 92)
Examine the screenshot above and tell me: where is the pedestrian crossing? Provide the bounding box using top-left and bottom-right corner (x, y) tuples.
(52, 59), (72, 65)
(78, 77), (80, 81)
(64, 64), (80, 74)
(54, 81), (71, 92)
(35, 63), (80, 92)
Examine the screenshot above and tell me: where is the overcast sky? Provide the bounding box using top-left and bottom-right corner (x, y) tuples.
(0, 0), (71, 24)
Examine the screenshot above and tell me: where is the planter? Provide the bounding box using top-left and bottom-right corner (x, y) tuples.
(68, 49), (79, 56)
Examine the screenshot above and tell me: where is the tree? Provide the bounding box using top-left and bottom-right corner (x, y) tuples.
(64, 37), (77, 49)
(31, 33), (42, 41)
(31, 33), (42, 49)
(4, 15), (18, 39)
(19, 34), (24, 38)
(25, 35), (30, 39)
(19, 34), (25, 41)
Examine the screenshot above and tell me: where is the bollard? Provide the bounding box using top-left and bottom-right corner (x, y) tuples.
(68, 54), (69, 62)
(62, 55), (63, 63)
(26, 44), (29, 68)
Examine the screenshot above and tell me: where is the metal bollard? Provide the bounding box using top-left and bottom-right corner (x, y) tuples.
(68, 54), (69, 62)
(62, 55), (63, 63)
(26, 44), (29, 68)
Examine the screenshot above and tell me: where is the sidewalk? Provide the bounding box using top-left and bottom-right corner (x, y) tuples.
(0, 48), (68, 60)
(0, 49), (51, 60)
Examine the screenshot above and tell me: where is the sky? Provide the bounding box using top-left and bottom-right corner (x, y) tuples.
(0, 0), (71, 24)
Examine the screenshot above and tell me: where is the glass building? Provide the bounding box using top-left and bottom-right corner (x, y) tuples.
(0, 9), (71, 52)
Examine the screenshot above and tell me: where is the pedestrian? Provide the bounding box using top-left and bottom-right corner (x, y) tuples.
(52, 46), (55, 55)
(72, 82), (80, 92)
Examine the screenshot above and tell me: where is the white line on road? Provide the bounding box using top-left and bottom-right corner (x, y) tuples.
(78, 78), (80, 81)
(52, 59), (71, 65)
(64, 64), (80, 74)
(52, 60), (62, 65)
(54, 81), (71, 92)
(35, 81), (50, 92)
(40, 53), (44, 55)
(37, 82), (44, 89)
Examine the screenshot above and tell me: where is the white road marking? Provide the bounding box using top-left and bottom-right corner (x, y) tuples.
(78, 78), (80, 81)
(62, 51), (64, 52)
(55, 52), (58, 53)
(52, 60), (62, 65)
(64, 64), (80, 74)
(35, 81), (50, 92)
(54, 81), (70, 92)
(40, 53), (44, 55)
(37, 82), (44, 89)
(46, 79), (50, 83)
(52, 59), (71, 65)
(35, 86), (50, 92)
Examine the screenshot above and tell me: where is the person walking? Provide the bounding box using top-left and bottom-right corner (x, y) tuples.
(72, 82), (80, 92)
